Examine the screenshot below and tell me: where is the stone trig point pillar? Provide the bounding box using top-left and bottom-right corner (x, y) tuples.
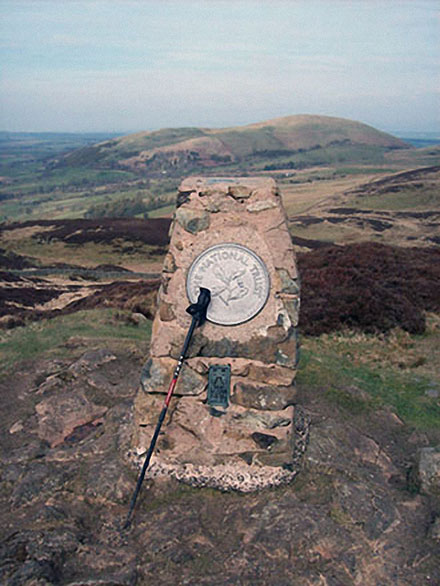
(133, 176), (303, 491)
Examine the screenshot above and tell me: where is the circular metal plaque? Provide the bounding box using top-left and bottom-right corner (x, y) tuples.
(186, 243), (270, 325)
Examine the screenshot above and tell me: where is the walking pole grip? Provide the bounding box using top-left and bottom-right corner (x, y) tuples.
(186, 287), (211, 326)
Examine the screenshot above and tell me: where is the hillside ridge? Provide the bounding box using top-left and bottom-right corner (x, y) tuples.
(61, 114), (409, 173)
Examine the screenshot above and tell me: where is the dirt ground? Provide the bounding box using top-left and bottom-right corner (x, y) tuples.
(1, 340), (439, 585)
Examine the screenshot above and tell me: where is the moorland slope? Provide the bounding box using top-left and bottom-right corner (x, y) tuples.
(61, 114), (410, 175)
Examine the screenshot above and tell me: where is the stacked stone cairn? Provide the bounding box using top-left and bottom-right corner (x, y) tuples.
(132, 177), (303, 491)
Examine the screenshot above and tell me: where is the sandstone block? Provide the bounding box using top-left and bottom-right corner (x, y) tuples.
(247, 362), (295, 386)
(140, 357), (205, 396)
(175, 208), (210, 234)
(35, 391), (107, 448)
(228, 185), (252, 199)
(247, 200), (277, 213)
(232, 380), (297, 410)
(277, 268), (301, 294)
(159, 301), (175, 322)
(186, 356), (250, 377)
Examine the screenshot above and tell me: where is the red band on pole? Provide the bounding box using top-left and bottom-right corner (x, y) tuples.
(164, 377), (177, 407)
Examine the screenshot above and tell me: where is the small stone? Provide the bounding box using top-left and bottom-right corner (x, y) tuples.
(277, 269), (301, 294)
(418, 446), (440, 496)
(247, 362), (295, 386)
(275, 351), (288, 367)
(234, 407), (292, 430)
(160, 273), (171, 295)
(159, 301), (175, 322)
(176, 190), (192, 208)
(140, 357), (166, 393)
(175, 208), (210, 234)
(228, 185), (252, 199)
(179, 364), (207, 396)
(204, 192), (240, 213)
(192, 327), (298, 368)
(187, 356), (250, 377)
(134, 391), (165, 428)
(247, 200), (277, 213)
(9, 420), (24, 434)
(282, 296), (301, 327)
(140, 357), (205, 396)
(69, 349), (116, 375)
(130, 312), (148, 325)
(163, 251), (177, 273)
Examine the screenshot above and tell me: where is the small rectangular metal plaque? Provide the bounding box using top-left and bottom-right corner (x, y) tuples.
(207, 365), (230, 408)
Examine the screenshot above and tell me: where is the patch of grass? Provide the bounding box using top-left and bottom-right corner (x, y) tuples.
(334, 167), (398, 175)
(386, 147), (440, 167)
(3, 168), (137, 194)
(0, 309), (152, 373)
(280, 172), (383, 216)
(324, 387), (373, 415)
(355, 187), (440, 210)
(298, 322), (440, 429)
(292, 469), (335, 504)
(329, 505), (353, 527)
(148, 203), (176, 218)
(289, 222), (358, 243)
(0, 232), (162, 270)
(138, 482), (204, 513)
(0, 181), (176, 222)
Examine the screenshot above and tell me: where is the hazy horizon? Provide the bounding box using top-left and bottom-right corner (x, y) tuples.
(1, 117), (440, 139)
(1, 0), (439, 134)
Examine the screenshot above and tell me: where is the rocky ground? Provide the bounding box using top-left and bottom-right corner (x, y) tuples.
(1, 214), (440, 584)
(1, 340), (439, 585)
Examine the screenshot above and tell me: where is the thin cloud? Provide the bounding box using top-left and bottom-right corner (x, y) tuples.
(0, 0), (438, 132)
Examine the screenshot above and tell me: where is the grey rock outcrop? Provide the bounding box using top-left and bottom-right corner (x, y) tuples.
(418, 446), (440, 496)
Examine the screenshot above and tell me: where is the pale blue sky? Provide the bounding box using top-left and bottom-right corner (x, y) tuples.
(1, 0), (439, 133)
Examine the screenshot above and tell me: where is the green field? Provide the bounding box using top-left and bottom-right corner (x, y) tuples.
(0, 308), (152, 374)
(0, 132), (180, 221)
(298, 315), (440, 431)
(2, 118), (439, 223)
(354, 187), (440, 210)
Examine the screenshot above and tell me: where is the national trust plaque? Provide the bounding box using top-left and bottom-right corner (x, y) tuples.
(186, 243), (270, 326)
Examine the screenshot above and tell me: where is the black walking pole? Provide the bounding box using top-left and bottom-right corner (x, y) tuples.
(123, 287), (211, 530)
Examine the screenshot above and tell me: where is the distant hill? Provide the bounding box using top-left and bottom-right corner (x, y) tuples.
(59, 115), (410, 175)
(0, 131), (122, 161)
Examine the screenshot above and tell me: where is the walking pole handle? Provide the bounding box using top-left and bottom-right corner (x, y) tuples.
(186, 287), (211, 326)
